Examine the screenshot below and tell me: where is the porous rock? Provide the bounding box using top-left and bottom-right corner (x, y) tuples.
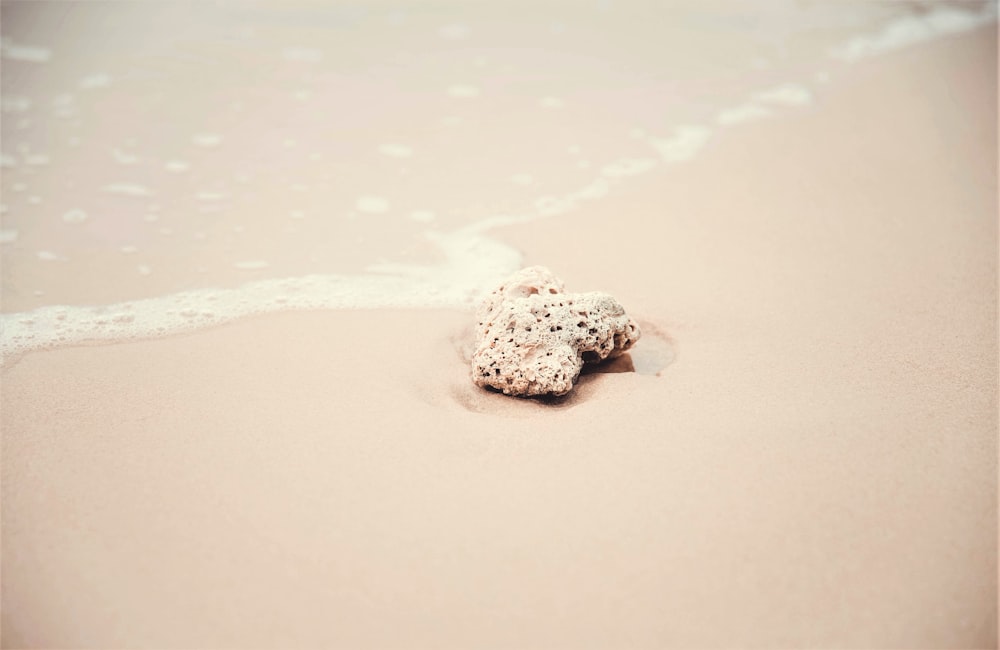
(471, 266), (640, 397)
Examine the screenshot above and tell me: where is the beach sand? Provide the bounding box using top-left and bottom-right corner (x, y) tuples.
(2, 26), (997, 649)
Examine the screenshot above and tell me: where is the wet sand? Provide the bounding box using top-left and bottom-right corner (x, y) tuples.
(2, 27), (997, 649)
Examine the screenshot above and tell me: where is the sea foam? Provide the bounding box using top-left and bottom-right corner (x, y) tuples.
(1, 3), (995, 364)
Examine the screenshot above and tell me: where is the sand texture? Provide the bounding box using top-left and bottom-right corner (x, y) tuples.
(2, 27), (997, 649)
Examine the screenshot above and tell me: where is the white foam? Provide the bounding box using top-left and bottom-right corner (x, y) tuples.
(410, 210), (436, 223)
(378, 143), (413, 158)
(62, 209), (88, 224)
(539, 96), (565, 109)
(25, 154), (50, 166)
(1, 96), (32, 113)
(510, 173), (535, 186)
(112, 149), (139, 165)
(570, 179), (610, 201)
(356, 196), (390, 214)
(0, 153), (17, 168)
(192, 133), (223, 147)
(755, 84), (813, 106)
(716, 104), (772, 126)
(104, 183), (152, 197)
(0, 40), (51, 63)
(831, 5), (997, 62)
(234, 260), (270, 270)
(0, 230), (18, 244)
(647, 125), (713, 163)
(36, 251), (61, 261)
(165, 160), (190, 173)
(447, 84), (480, 98)
(79, 73), (112, 89)
(0, 227), (525, 363)
(533, 196), (575, 216)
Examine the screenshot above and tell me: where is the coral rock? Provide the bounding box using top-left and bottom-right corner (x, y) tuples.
(471, 266), (640, 397)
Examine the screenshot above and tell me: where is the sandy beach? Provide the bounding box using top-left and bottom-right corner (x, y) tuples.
(2, 14), (997, 650)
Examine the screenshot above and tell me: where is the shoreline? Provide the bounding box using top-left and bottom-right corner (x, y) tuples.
(3, 25), (997, 649)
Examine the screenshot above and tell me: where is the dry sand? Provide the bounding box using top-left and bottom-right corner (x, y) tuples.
(2, 27), (997, 649)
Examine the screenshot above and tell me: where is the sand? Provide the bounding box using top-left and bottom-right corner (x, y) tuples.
(2, 26), (997, 649)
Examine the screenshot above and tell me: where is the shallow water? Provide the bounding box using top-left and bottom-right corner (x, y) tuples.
(1, 0), (995, 359)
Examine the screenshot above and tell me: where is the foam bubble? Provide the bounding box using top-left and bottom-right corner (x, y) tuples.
(533, 196), (574, 216)
(62, 209), (88, 224)
(0, 229), (18, 244)
(165, 160), (190, 173)
(192, 133), (223, 147)
(378, 143), (413, 158)
(234, 260), (270, 270)
(755, 84), (813, 106)
(1, 96), (32, 113)
(112, 149), (139, 165)
(0, 153), (16, 168)
(79, 73), (112, 89)
(570, 179), (610, 201)
(648, 125), (712, 163)
(1, 40), (51, 63)
(447, 84), (480, 98)
(410, 210), (435, 223)
(37, 251), (61, 261)
(104, 183), (151, 197)
(356, 196), (390, 214)
(25, 154), (50, 166)
(716, 104), (772, 126)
